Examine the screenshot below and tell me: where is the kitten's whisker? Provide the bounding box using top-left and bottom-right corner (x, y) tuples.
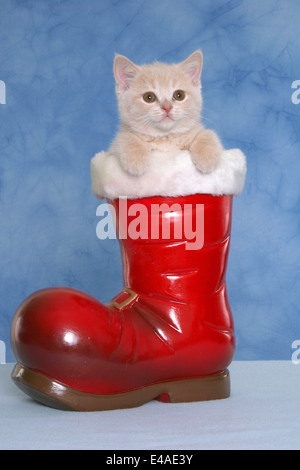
(201, 115), (218, 127)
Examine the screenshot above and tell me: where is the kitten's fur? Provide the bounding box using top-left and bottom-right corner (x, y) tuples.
(110, 51), (223, 176)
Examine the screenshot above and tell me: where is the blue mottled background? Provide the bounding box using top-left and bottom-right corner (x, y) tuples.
(1, 0), (300, 362)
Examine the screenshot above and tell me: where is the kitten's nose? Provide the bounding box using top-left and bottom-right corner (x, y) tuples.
(161, 102), (173, 113)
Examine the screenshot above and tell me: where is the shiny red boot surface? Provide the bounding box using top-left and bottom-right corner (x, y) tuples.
(11, 194), (235, 411)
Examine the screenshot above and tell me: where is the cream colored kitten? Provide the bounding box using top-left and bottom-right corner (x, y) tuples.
(110, 50), (223, 175)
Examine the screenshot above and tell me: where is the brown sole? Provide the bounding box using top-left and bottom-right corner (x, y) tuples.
(12, 363), (230, 411)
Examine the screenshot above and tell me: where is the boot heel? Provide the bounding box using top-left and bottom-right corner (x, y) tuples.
(156, 370), (230, 403)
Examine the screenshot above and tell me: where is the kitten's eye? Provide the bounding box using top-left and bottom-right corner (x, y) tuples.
(143, 92), (156, 103)
(173, 90), (185, 101)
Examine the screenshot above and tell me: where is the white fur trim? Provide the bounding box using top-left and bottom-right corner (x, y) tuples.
(91, 149), (247, 200)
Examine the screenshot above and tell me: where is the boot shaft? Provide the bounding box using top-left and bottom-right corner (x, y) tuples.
(110, 194), (233, 302)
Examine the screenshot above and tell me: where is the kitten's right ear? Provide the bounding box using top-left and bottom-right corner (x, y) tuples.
(114, 54), (139, 91)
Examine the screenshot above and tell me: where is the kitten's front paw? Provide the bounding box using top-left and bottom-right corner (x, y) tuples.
(191, 147), (221, 174)
(120, 153), (148, 176)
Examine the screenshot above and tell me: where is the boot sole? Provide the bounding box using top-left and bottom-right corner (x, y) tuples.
(12, 363), (230, 411)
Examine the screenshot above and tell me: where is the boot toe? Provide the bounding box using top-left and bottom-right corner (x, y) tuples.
(11, 287), (117, 392)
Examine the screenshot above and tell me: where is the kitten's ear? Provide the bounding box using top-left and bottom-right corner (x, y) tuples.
(114, 54), (139, 91)
(181, 50), (203, 86)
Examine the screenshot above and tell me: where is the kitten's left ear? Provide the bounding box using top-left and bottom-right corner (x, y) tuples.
(114, 54), (139, 91)
(181, 50), (203, 86)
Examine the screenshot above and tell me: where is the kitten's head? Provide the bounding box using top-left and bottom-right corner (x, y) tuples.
(113, 51), (203, 137)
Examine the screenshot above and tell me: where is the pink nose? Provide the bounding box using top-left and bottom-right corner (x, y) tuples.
(161, 102), (172, 113)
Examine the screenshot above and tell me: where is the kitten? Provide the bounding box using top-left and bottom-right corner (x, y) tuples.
(110, 50), (223, 176)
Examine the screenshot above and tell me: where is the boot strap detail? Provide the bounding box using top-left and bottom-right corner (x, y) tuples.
(107, 288), (138, 310)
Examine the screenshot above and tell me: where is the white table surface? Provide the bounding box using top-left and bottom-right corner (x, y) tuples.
(1, 361), (300, 450)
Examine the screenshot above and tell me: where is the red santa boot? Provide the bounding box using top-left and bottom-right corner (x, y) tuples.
(11, 149), (246, 411)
